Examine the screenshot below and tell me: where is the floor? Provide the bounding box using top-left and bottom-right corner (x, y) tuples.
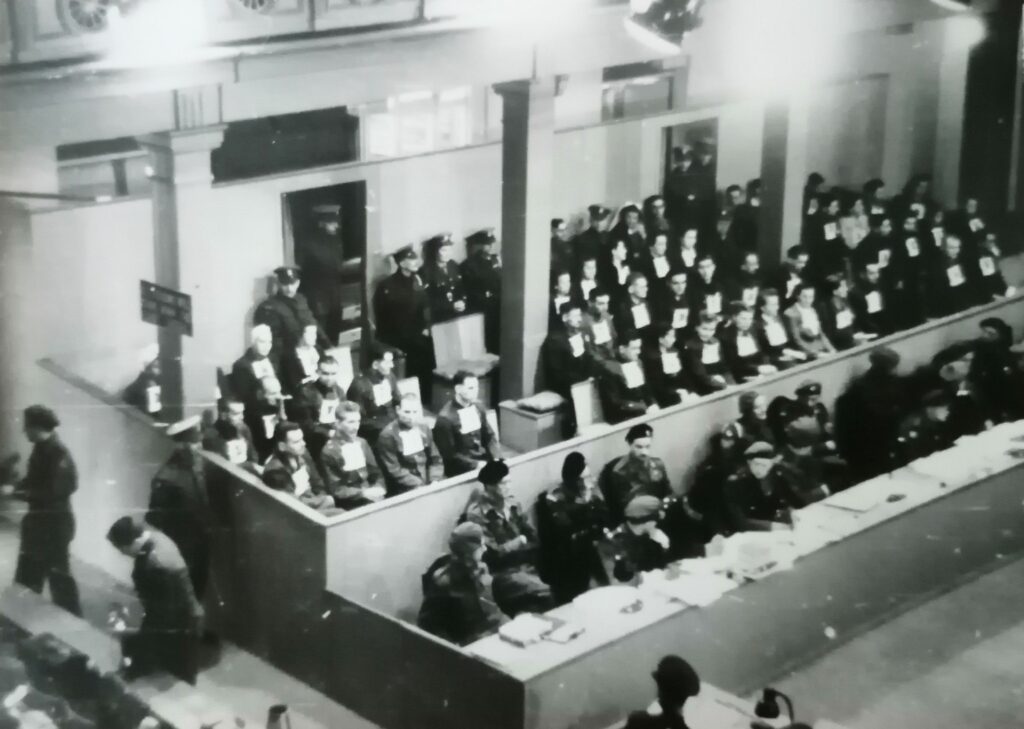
(773, 555), (1024, 729)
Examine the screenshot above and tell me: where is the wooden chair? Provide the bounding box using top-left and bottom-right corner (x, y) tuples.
(430, 313), (500, 412)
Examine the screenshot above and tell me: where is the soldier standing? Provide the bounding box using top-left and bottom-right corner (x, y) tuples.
(10, 406), (82, 616)
(254, 266), (328, 367)
(373, 245), (435, 398)
(461, 230), (502, 354)
(421, 233), (468, 323)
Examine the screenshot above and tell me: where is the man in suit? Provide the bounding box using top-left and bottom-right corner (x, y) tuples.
(229, 324), (278, 407)
(597, 331), (659, 424)
(376, 393), (444, 495)
(346, 343), (402, 446)
(432, 371), (502, 477)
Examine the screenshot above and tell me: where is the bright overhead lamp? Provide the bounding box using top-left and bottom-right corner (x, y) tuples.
(624, 0), (706, 55)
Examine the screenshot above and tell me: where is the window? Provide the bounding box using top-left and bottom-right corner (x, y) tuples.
(601, 62), (674, 122)
(359, 86), (474, 160)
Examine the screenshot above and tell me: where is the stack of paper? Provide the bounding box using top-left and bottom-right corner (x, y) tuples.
(641, 571), (737, 607)
(498, 613), (555, 647)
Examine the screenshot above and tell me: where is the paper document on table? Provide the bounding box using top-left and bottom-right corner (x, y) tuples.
(498, 613), (555, 647)
(643, 571), (736, 607)
(824, 483), (889, 513)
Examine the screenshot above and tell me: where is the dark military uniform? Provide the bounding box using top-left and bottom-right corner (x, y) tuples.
(298, 229), (345, 340)
(536, 483), (611, 603)
(319, 434), (383, 510)
(346, 371), (401, 445)
(417, 556), (508, 646)
(641, 346), (693, 408)
(779, 448), (848, 500)
(202, 419), (258, 470)
(14, 435), (81, 615)
(723, 465), (807, 532)
(262, 453), (336, 512)
(122, 529), (203, 684)
(286, 380), (346, 462)
(244, 399), (286, 464)
(461, 248), (502, 354)
(597, 359), (657, 425)
(893, 410), (955, 466)
(599, 453), (671, 526)
(432, 400), (501, 477)
(540, 328), (596, 400)
(598, 525), (669, 584)
(146, 447), (212, 599)
(253, 292), (325, 366)
(229, 348), (277, 407)
(572, 226), (607, 270)
(463, 489), (553, 616)
(680, 335), (733, 395)
(372, 270), (435, 395)
(376, 420), (444, 495)
(422, 260), (468, 323)
(834, 365), (907, 481)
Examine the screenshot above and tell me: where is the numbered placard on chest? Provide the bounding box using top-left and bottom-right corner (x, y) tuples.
(824, 222), (838, 241)
(765, 321), (787, 347)
(672, 307), (689, 330)
(632, 304), (651, 329)
(701, 342), (721, 365)
(252, 359), (275, 380)
(736, 334), (757, 358)
(569, 334), (585, 358)
(865, 291), (882, 313)
(878, 249), (891, 268)
(399, 429), (425, 456)
(905, 237), (920, 258)
(621, 361), (645, 389)
(292, 466), (311, 496)
(661, 352), (681, 375)
(946, 264), (965, 287)
(979, 257), (996, 277)
(226, 438), (248, 465)
(591, 321), (611, 345)
(458, 406), (482, 435)
(835, 309), (853, 330)
(340, 441), (366, 472)
(319, 398), (339, 425)
(705, 293), (722, 316)
(372, 381), (393, 407)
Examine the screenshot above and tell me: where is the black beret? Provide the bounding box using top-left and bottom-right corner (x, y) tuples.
(273, 266), (301, 284)
(561, 452), (586, 482)
(588, 204), (611, 220)
(478, 459), (510, 484)
(624, 495), (661, 522)
(466, 229), (497, 247)
(23, 405), (59, 430)
(626, 423), (653, 443)
(652, 655), (700, 698)
(931, 341), (975, 368)
(795, 380), (822, 397)
(106, 516), (144, 548)
(869, 346), (900, 370)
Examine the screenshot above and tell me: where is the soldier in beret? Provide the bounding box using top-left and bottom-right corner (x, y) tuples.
(599, 495), (670, 584)
(373, 245), (435, 397)
(461, 230), (503, 354)
(10, 406), (82, 616)
(598, 424), (671, 526)
(417, 522), (509, 646)
(462, 460), (552, 616)
(723, 443), (807, 532)
(537, 452), (611, 604)
(146, 415), (212, 600)
(421, 233), (468, 323)
(254, 266), (327, 365)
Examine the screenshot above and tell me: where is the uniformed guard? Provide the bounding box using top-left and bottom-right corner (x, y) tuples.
(376, 393), (444, 495)
(723, 442), (806, 533)
(417, 522), (509, 646)
(253, 266), (328, 366)
(372, 245), (435, 397)
(346, 342), (402, 445)
(599, 424), (671, 525)
(146, 415), (212, 600)
(10, 406), (82, 616)
(286, 355), (347, 463)
(421, 233), (468, 323)
(202, 396), (258, 472)
(320, 402), (385, 510)
(461, 229), (502, 354)
(599, 495), (670, 584)
(893, 390), (955, 467)
(229, 324), (278, 408)
(107, 517), (203, 684)
(432, 371), (502, 477)
(573, 205), (611, 269)
(536, 452), (611, 604)
(550, 218), (575, 276)
(462, 460), (553, 616)
(299, 204), (346, 340)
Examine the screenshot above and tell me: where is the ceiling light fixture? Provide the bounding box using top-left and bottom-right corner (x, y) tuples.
(624, 0), (706, 55)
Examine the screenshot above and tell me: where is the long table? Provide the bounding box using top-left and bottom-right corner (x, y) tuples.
(465, 421), (1024, 729)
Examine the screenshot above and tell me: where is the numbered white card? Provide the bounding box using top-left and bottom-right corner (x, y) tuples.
(765, 321), (788, 347)
(672, 307), (689, 330)
(824, 222), (838, 241)
(553, 295), (570, 313)
(262, 414), (278, 440)
(681, 249), (697, 268)
(701, 342), (721, 365)
(372, 381), (393, 407)
(292, 466), (311, 496)
(705, 293), (722, 316)
(742, 287), (759, 308)
(662, 352), (681, 375)
(568, 334), (585, 358)
(319, 399), (339, 425)
(652, 256), (670, 279)
(632, 304), (651, 329)
(836, 309), (853, 330)
(931, 228), (944, 247)
(905, 237), (920, 258)
(621, 361), (645, 389)
(865, 291), (882, 313)
(979, 257), (997, 277)
(458, 406), (482, 435)
(252, 358), (275, 380)
(226, 438), (248, 465)
(340, 442), (366, 472)
(878, 249), (891, 268)
(736, 335), (757, 358)
(591, 320), (611, 345)
(399, 429), (425, 456)
(946, 265), (965, 288)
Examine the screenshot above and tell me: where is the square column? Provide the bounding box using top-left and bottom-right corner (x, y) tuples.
(495, 79), (556, 401)
(759, 94), (810, 268)
(136, 126), (225, 419)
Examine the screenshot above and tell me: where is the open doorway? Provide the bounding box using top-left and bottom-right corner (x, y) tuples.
(282, 181), (367, 351)
(662, 118), (719, 237)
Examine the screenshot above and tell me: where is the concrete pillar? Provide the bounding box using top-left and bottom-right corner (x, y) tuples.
(495, 79), (556, 401)
(136, 126), (225, 419)
(759, 93), (810, 268)
(933, 20), (972, 208)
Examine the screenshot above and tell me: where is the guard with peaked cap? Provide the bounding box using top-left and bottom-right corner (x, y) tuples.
(461, 229), (502, 353)
(14, 405), (82, 616)
(421, 232), (468, 323)
(462, 460), (553, 616)
(372, 243), (435, 397)
(572, 204), (612, 272)
(254, 265), (328, 365)
(146, 413), (213, 600)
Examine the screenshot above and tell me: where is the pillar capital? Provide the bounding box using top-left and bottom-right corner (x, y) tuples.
(136, 125), (226, 187)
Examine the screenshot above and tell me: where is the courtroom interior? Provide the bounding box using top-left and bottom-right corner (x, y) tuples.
(2, 0), (1024, 727)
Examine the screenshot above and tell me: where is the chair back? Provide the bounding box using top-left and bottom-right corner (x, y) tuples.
(571, 378), (604, 433)
(431, 313), (488, 368)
